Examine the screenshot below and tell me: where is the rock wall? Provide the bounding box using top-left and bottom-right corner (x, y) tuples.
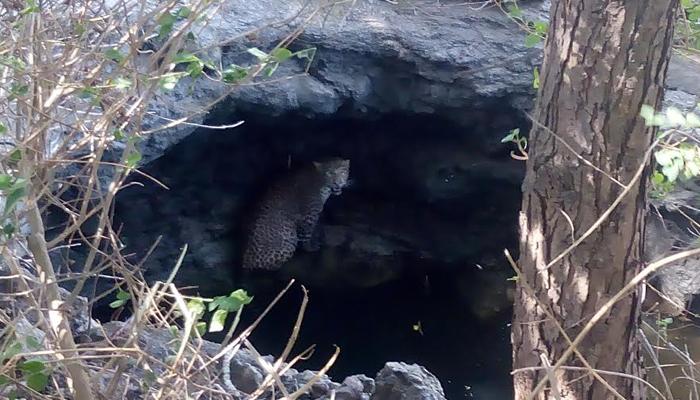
(128, 0), (550, 164)
(119, 0), (700, 315)
(43, 0), (700, 397)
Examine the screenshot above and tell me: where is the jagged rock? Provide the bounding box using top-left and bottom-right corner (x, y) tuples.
(332, 375), (375, 400)
(644, 212), (700, 316)
(0, 255), (100, 339)
(86, 322), (440, 400)
(103, 0), (550, 166)
(227, 349), (267, 393)
(110, 0), (699, 166)
(371, 362), (446, 400)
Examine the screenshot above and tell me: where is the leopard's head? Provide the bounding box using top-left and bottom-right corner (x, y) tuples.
(314, 158), (350, 195)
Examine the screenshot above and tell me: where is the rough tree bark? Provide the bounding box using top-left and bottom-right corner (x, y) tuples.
(512, 1), (679, 399)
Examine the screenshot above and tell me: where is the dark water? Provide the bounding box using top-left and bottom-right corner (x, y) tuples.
(645, 317), (700, 399)
(226, 262), (515, 399)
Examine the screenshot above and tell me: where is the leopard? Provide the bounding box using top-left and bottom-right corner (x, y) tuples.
(242, 158), (350, 270)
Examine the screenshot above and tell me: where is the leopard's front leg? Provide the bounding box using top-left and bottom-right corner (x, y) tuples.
(297, 213), (322, 252)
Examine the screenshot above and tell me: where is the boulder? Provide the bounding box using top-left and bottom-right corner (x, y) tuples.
(90, 322), (442, 400)
(371, 362), (446, 400)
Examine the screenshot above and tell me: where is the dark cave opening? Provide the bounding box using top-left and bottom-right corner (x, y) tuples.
(61, 106), (528, 399)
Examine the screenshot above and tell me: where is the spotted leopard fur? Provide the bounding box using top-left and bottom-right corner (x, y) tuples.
(242, 158), (350, 270)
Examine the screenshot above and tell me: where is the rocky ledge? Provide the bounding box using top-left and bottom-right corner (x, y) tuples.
(94, 321), (447, 400)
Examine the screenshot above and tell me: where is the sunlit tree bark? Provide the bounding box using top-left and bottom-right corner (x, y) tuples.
(511, 1), (679, 399)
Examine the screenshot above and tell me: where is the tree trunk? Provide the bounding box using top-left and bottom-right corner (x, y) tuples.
(511, 1), (679, 399)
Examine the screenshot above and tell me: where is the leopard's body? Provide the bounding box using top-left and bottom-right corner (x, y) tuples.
(242, 158), (350, 270)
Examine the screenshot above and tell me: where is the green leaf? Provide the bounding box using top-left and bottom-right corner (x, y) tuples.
(662, 163), (681, 182)
(18, 360), (45, 374)
(651, 170), (666, 185)
(680, 145), (697, 161)
(524, 33), (542, 48)
(654, 149), (677, 166)
(110, 288), (131, 308)
(690, 9), (700, 21)
(686, 112), (700, 127)
(1, 341), (22, 362)
(25, 336), (41, 351)
(158, 13), (176, 38)
(222, 65), (248, 84)
(168, 325), (179, 337)
(195, 322), (207, 336)
(10, 84), (29, 99)
(652, 114), (668, 126)
(0, 123), (6, 135)
(640, 104), (671, 126)
(0, 374), (9, 386)
(3, 223), (14, 237)
(78, 87), (99, 99)
(230, 289), (253, 305)
(263, 62), (279, 77)
(116, 288), (130, 301)
(294, 48), (316, 61)
(74, 22), (86, 36)
(501, 133), (517, 143)
(10, 178), (26, 191)
(666, 107), (686, 126)
(187, 299), (205, 318)
(20, 0), (39, 15)
(113, 77), (132, 89)
(158, 73), (186, 91)
(114, 129), (125, 141)
(0, 56), (26, 71)
(125, 151), (141, 168)
(640, 104), (656, 124)
(0, 175), (12, 190)
(533, 21), (548, 34)
(105, 48), (125, 63)
(8, 149), (21, 164)
(209, 309), (228, 332)
(247, 47), (269, 61)
(109, 299), (127, 309)
(270, 48), (293, 62)
(685, 159), (700, 178)
(203, 60), (217, 71)
(186, 61), (203, 78)
(25, 372), (48, 393)
(501, 128), (520, 143)
(506, 5), (523, 18)
(172, 52), (199, 65)
(177, 6), (191, 18)
(657, 316), (674, 330)
(4, 185), (26, 216)
(210, 294), (248, 313)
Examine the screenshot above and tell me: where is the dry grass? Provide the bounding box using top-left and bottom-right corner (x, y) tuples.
(0, 0), (355, 398)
